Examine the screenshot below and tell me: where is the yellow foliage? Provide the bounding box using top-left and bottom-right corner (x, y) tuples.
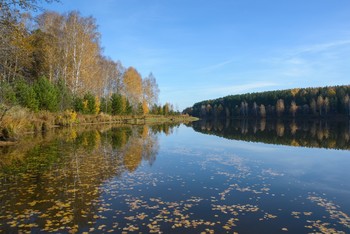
(94, 131), (101, 149)
(62, 110), (77, 126)
(68, 129), (77, 142)
(70, 111), (77, 123)
(327, 87), (336, 96)
(291, 139), (300, 146)
(95, 96), (100, 114)
(291, 88), (300, 97)
(142, 126), (149, 139)
(142, 101), (149, 114)
(83, 100), (88, 112)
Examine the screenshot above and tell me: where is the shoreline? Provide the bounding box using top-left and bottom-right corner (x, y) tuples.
(0, 109), (198, 145)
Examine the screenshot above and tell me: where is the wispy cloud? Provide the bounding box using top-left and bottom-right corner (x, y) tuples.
(196, 59), (235, 73)
(206, 82), (279, 95)
(290, 40), (350, 56)
(260, 39), (350, 79)
(163, 82), (278, 100)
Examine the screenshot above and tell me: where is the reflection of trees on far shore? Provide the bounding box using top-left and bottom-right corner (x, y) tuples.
(192, 119), (350, 150)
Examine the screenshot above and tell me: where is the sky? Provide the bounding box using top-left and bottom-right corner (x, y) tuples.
(42, 0), (350, 110)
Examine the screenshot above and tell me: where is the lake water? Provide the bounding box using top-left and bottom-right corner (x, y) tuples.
(1, 120), (350, 233)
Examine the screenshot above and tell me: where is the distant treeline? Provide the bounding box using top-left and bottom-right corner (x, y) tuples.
(191, 119), (350, 150)
(0, 3), (179, 116)
(184, 86), (350, 119)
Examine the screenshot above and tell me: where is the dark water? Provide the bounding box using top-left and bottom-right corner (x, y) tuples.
(1, 120), (350, 233)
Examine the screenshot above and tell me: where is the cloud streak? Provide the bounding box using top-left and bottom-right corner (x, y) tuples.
(196, 59), (235, 73)
(290, 40), (350, 56)
(205, 82), (279, 96)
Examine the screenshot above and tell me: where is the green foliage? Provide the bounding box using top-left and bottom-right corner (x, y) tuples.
(73, 96), (84, 113)
(14, 79), (39, 111)
(56, 79), (73, 111)
(111, 93), (124, 115)
(100, 97), (111, 114)
(83, 92), (96, 114)
(192, 119), (350, 150)
(34, 77), (59, 112)
(125, 99), (132, 115)
(137, 103), (144, 115)
(0, 81), (17, 105)
(163, 104), (169, 116)
(188, 85), (350, 119)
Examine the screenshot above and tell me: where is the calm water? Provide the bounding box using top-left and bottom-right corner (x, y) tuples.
(1, 120), (350, 233)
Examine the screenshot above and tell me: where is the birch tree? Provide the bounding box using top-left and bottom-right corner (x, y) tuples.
(142, 72), (159, 114)
(122, 67), (142, 110)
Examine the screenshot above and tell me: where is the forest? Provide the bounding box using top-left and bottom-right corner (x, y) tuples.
(0, 0), (177, 118)
(185, 85), (350, 119)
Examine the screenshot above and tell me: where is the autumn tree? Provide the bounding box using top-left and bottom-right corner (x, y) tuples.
(317, 95), (324, 116)
(97, 57), (123, 98)
(289, 101), (298, 117)
(142, 72), (159, 115)
(64, 12), (101, 95)
(0, 14), (34, 82)
(276, 99), (285, 117)
(259, 104), (266, 118)
(122, 67), (142, 111)
(0, 0), (57, 21)
(35, 11), (64, 82)
(1, 1), (58, 82)
(163, 103), (170, 115)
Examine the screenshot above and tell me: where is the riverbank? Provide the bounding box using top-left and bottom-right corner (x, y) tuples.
(0, 106), (198, 144)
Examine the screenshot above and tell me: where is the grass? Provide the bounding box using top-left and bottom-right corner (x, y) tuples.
(0, 105), (198, 140)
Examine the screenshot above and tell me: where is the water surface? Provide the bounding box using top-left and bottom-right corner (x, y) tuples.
(1, 121), (350, 233)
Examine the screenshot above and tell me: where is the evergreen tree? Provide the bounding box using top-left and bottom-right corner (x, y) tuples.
(83, 92), (96, 114)
(34, 77), (58, 112)
(0, 81), (16, 105)
(55, 79), (73, 111)
(14, 79), (39, 111)
(111, 93), (124, 115)
(100, 97), (111, 114)
(73, 96), (84, 113)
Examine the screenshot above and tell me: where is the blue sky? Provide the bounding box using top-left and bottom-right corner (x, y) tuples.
(42, 0), (350, 110)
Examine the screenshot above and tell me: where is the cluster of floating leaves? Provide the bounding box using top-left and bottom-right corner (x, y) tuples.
(301, 194), (350, 233)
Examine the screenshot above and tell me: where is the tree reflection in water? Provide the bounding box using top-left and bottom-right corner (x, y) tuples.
(191, 119), (350, 150)
(0, 124), (178, 233)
